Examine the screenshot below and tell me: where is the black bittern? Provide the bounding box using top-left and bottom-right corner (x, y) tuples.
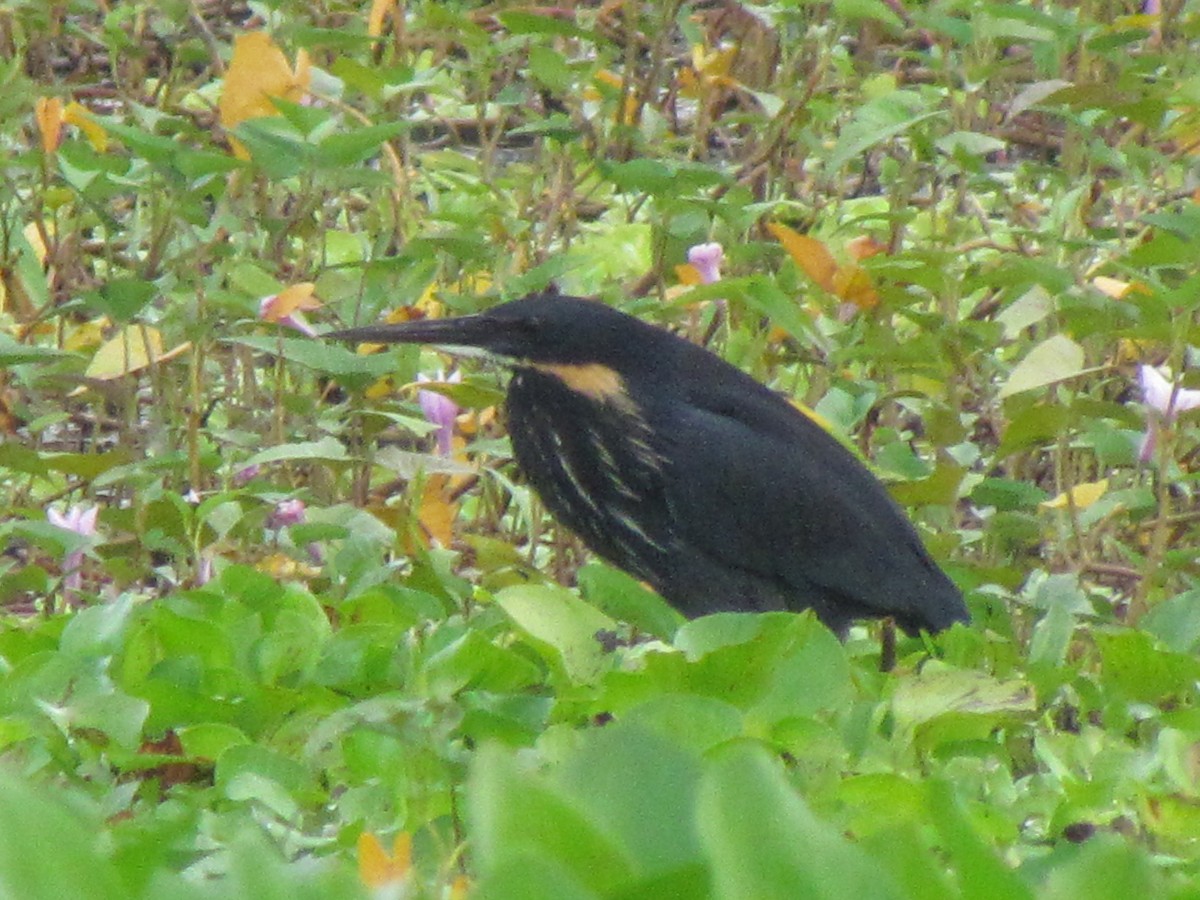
(328, 293), (968, 637)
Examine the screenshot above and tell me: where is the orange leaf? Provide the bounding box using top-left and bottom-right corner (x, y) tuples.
(218, 32), (312, 159)
(675, 263), (703, 286)
(35, 97), (64, 153)
(261, 282), (320, 321)
(357, 832), (412, 890)
(593, 70), (624, 90)
(418, 474), (459, 548)
(845, 234), (887, 261)
(768, 222), (838, 293)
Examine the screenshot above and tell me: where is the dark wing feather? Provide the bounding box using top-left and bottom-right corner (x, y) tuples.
(652, 364), (966, 634)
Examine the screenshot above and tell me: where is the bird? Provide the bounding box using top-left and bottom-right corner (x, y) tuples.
(327, 292), (968, 637)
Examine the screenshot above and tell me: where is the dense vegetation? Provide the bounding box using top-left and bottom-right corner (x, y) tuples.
(2, 0), (1200, 896)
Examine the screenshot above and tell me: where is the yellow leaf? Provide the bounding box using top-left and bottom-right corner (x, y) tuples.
(63, 318), (108, 352)
(63, 101), (108, 152)
(22, 222), (48, 267)
(218, 32), (312, 159)
(257, 553), (321, 580)
(831, 264), (879, 310)
(368, 0), (397, 37)
(84, 326), (191, 381)
(767, 222), (838, 293)
(694, 44), (738, 79)
(35, 96), (63, 153)
(1091, 276), (1150, 300)
(1041, 479), (1109, 510)
(364, 376), (396, 401)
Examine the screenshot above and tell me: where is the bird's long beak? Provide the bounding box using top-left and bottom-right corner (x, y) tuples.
(325, 314), (497, 348)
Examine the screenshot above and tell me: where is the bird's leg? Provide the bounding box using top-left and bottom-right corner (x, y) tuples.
(879, 618), (897, 673)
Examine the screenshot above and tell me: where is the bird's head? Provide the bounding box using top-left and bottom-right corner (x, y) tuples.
(325, 293), (672, 372)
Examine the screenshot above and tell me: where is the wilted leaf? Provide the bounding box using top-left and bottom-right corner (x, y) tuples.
(83, 326), (190, 381)
(997, 285), (1054, 339)
(1006, 78), (1071, 120)
(891, 665), (1036, 739)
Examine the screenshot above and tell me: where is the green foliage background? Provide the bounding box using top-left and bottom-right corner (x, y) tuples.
(2, 0), (1200, 896)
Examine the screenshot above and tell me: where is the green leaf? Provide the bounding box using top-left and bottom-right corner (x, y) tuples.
(926, 780), (1033, 900)
(1095, 629), (1200, 704)
(827, 92), (944, 172)
(1141, 589), (1200, 653)
(561, 722), (706, 878)
(576, 562), (683, 639)
(698, 744), (903, 899)
(492, 584), (618, 683)
(469, 744), (634, 894)
(498, 10), (598, 39)
(315, 121), (408, 168)
(243, 437), (349, 466)
(0, 774), (126, 900)
(969, 477), (1050, 510)
(178, 722), (252, 761)
(528, 46), (574, 92)
(0, 333), (75, 366)
(226, 334), (403, 381)
(1039, 835), (1161, 899)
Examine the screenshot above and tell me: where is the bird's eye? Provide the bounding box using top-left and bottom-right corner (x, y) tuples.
(521, 316), (544, 334)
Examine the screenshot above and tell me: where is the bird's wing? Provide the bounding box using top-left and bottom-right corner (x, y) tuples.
(658, 384), (960, 627)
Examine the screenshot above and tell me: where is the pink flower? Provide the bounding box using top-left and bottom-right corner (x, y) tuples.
(417, 371), (461, 457)
(687, 242), (724, 284)
(46, 504), (99, 606)
(1138, 364), (1200, 463)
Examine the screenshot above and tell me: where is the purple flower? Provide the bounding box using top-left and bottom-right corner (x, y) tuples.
(46, 504), (99, 606)
(1138, 364), (1200, 463)
(417, 371), (461, 457)
(268, 498), (307, 530)
(233, 464), (261, 487)
(687, 242), (724, 284)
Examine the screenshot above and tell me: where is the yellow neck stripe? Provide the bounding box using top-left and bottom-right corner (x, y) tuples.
(529, 362), (628, 404)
